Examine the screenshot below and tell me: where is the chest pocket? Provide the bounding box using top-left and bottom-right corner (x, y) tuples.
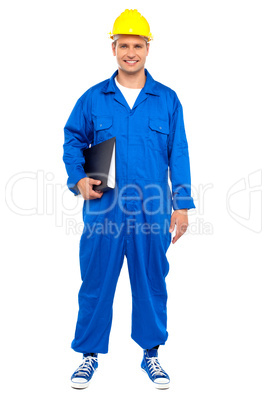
(148, 118), (169, 151)
(94, 116), (113, 143)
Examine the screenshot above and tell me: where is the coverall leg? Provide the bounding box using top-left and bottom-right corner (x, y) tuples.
(71, 180), (172, 354)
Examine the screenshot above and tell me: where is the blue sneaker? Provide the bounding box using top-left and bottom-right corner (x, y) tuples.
(70, 353), (98, 389)
(141, 348), (170, 389)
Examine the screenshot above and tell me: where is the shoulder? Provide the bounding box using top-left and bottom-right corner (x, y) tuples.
(77, 78), (110, 103)
(153, 79), (182, 110)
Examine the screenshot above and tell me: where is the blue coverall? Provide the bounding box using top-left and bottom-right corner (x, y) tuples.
(63, 68), (195, 354)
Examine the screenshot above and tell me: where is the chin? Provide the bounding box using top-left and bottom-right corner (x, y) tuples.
(120, 64), (144, 74)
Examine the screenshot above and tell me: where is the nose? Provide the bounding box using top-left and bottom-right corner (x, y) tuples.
(127, 47), (136, 59)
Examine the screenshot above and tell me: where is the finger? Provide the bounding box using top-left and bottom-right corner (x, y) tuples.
(172, 224), (188, 244)
(90, 190), (103, 198)
(89, 178), (102, 185)
(169, 224), (175, 232)
(169, 216), (178, 232)
(180, 223), (188, 235)
(172, 230), (180, 244)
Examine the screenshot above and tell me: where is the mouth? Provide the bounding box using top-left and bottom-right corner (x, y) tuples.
(124, 60), (139, 65)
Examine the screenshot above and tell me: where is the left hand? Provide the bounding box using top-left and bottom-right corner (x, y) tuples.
(169, 209), (189, 244)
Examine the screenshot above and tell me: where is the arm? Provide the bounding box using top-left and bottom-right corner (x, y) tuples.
(168, 95), (195, 211)
(168, 94), (195, 243)
(63, 97), (92, 195)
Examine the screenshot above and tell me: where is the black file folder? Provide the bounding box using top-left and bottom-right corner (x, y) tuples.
(82, 137), (116, 192)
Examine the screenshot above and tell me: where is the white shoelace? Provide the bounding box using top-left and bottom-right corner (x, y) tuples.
(74, 356), (98, 377)
(146, 357), (166, 377)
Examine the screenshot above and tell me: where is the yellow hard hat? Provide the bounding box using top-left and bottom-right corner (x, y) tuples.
(109, 9), (153, 42)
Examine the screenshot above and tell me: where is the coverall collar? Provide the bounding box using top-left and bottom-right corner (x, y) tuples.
(101, 68), (160, 97)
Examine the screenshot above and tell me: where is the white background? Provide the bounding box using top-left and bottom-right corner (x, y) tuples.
(1, 0), (266, 401)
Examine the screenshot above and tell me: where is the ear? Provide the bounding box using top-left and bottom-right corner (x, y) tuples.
(111, 42), (116, 56)
(146, 42), (150, 56)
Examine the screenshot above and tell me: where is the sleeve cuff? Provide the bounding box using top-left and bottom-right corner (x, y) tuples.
(172, 195), (196, 210)
(67, 171), (87, 196)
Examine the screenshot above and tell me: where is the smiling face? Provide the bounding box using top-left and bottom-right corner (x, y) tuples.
(112, 34), (150, 75)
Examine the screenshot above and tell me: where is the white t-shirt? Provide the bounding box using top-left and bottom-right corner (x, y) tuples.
(115, 76), (142, 109)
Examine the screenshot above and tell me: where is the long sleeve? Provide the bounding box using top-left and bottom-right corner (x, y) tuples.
(63, 97), (93, 195)
(168, 95), (195, 210)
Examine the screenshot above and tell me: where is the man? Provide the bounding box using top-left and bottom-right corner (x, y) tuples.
(63, 9), (195, 390)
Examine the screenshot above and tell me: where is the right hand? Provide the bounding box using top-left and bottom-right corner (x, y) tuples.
(77, 177), (103, 200)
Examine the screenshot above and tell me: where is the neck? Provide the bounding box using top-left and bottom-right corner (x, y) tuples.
(116, 68), (146, 89)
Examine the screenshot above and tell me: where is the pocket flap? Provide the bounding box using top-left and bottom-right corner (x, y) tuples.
(149, 118), (169, 135)
(96, 116), (113, 131)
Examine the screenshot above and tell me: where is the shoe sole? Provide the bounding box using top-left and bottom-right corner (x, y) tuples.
(141, 368), (170, 389)
(70, 381), (89, 389)
(70, 369), (98, 389)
